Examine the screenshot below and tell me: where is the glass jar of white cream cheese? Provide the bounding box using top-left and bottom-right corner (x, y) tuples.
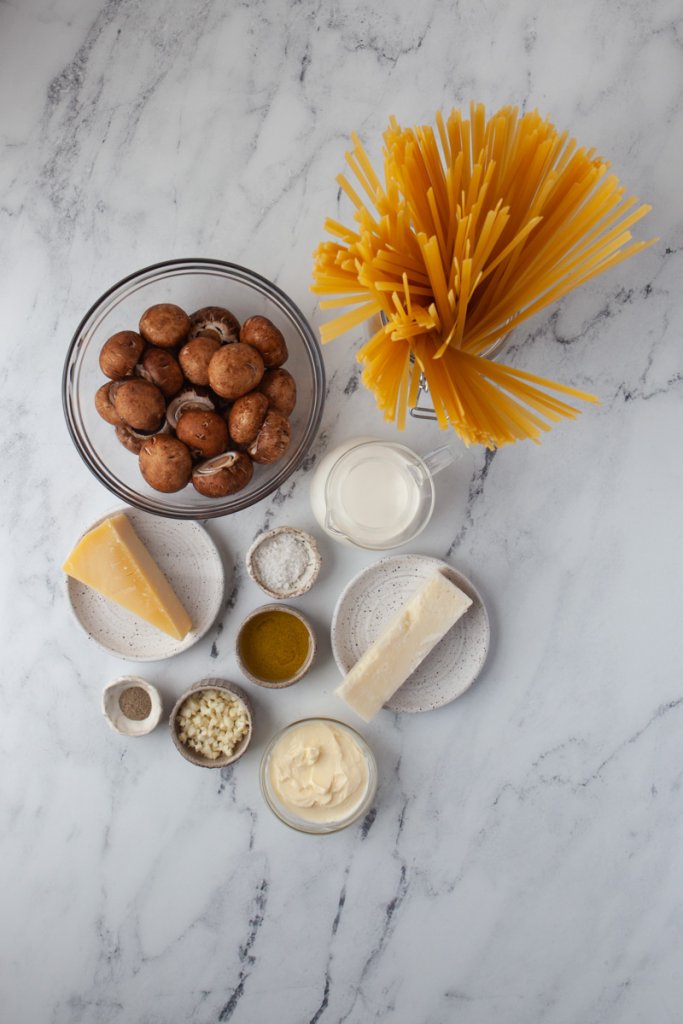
(259, 718), (378, 834)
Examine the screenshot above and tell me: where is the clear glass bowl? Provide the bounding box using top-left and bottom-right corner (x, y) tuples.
(62, 259), (326, 519)
(260, 718), (378, 834)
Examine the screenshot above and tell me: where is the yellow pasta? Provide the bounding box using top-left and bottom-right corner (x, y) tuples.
(311, 104), (656, 447)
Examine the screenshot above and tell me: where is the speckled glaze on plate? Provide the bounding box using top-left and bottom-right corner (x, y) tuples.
(331, 554), (490, 713)
(65, 506), (225, 661)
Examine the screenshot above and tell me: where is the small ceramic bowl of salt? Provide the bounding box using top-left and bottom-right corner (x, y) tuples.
(246, 527), (321, 600)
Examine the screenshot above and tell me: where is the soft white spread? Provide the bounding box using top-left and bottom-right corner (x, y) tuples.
(269, 721), (369, 823)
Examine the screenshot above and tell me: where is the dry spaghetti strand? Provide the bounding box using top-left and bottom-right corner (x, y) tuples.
(311, 105), (657, 447)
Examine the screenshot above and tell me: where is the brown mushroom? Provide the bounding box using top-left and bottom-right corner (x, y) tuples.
(139, 304), (190, 348)
(228, 392), (269, 446)
(137, 347), (184, 398)
(189, 306), (240, 343)
(99, 331), (144, 380)
(192, 451), (253, 498)
(176, 409), (229, 459)
(139, 435), (193, 492)
(95, 382), (124, 425)
(115, 424), (143, 454)
(257, 367), (297, 417)
(208, 343), (264, 400)
(165, 385), (217, 431)
(111, 379), (166, 432)
(178, 335), (221, 386)
(247, 410), (291, 464)
(240, 316), (288, 367)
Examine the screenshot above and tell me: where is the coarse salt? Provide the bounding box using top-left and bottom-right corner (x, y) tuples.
(247, 528), (321, 598)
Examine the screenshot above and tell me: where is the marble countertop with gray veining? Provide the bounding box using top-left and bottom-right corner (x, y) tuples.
(1, 1), (682, 1022)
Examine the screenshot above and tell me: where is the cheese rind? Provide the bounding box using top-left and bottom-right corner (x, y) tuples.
(63, 513), (192, 640)
(335, 572), (472, 721)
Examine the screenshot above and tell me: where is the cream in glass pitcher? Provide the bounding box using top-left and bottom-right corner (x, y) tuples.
(310, 437), (455, 550)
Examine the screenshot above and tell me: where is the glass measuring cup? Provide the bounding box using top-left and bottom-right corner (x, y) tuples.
(310, 438), (454, 550)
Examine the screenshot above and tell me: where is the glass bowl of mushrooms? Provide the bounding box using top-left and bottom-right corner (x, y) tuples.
(62, 259), (326, 519)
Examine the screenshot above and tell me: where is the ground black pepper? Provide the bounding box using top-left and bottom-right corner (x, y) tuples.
(118, 686), (152, 721)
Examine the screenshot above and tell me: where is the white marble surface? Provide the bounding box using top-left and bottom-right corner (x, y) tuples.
(1, 1), (682, 1021)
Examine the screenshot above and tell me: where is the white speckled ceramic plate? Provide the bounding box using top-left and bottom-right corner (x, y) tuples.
(65, 506), (225, 661)
(331, 554), (490, 713)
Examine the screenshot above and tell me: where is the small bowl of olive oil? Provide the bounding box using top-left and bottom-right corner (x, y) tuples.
(236, 604), (316, 688)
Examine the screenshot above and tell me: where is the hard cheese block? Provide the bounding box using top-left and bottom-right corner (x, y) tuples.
(336, 571), (472, 721)
(63, 513), (192, 640)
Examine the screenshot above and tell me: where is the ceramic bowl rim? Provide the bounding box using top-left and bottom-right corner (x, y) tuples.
(236, 603), (316, 688)
(102, 675), (163, 736)
(245, 526), (322, 599)
(169, 677), (254, 768)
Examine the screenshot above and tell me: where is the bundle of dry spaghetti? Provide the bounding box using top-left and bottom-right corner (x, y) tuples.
(311, 104), (655, 447)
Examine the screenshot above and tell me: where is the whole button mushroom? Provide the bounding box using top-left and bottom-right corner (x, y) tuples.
(137, 346), (185, 398)
(176, 409), (229, 459)
(192, 451), (254, 498)
(178, 335), (221, 386)
(247, 410), (291, 464)
(240, 316), (288, 368)
(139, 435), (193, 493)
(111, 379), (166, 433)
(115, 425), (143, 455)
(189, 306), (240, 343)
(166, 385), (217, 431)
(139, 303), (191, 348)
(228, 392), (269, 447)
(208, 343), (265, 401)
(258, 367), (297, 417)
(117, 419), (171, 452)
(95, 382), (124, 425)
(99, 331), (144, 380)
(92, 296), (301, 499)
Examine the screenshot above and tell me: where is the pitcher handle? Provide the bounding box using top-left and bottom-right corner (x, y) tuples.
(422, 444), (457, 478)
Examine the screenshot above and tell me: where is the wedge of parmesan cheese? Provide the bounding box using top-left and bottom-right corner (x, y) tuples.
(335, 572), (472, 721)
(62, 513), (192, 640)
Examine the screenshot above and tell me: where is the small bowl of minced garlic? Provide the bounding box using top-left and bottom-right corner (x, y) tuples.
(169, 678), (253, 768)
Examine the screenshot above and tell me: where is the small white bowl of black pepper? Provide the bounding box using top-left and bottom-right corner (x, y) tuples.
(102, 676), (162, 736)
